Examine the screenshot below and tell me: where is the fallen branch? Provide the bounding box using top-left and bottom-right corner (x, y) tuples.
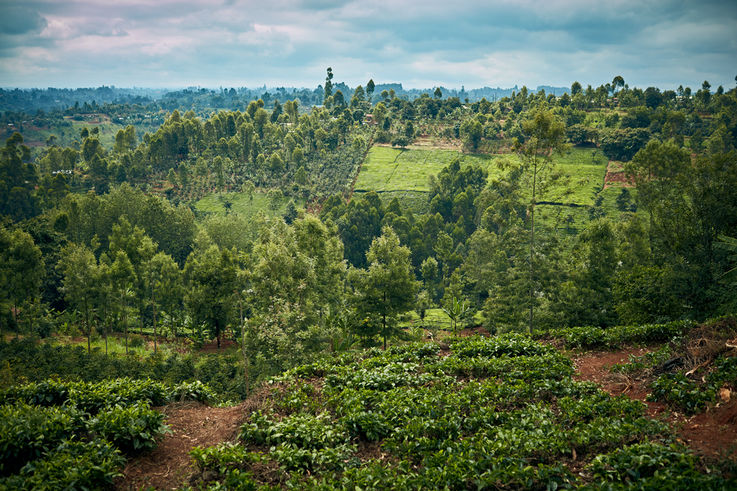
(686, 358), (713, 377)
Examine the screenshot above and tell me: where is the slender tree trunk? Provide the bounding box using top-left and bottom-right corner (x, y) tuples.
(152, 289), (157, 354)
(529, 162), (537, 334)
(242, 325), (250, 395)
(85, 309), (91, 355)
(13, 300), (18, 340)
(123, 295), (128, 355)
(382, 313), (387, 351)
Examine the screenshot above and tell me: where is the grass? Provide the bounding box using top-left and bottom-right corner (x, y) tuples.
(539, 147), (608, 206)
(355, 145), (611, 230)
(49, 332), (181, 358)
(354, 190), (431, 215)
(354, 146), (506, 193)
(399, 308), (486, 333)
(195, 191), (304, 220)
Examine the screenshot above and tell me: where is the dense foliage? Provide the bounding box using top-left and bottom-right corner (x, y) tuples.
(0, 375), (214, 488)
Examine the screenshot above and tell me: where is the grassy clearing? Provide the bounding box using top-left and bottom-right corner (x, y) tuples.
(540, 147), (608, 206)
(354, 146), (505, 193)
(399, 308), (486, 333)
(354, 190), (431, 215)
(356, 146), (607, 205)
(195, 191), (304, 220)
(355, 146), (610, 228)
(49, 333), (181, 358)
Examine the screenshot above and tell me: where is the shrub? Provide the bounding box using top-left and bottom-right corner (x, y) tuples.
(88, 401), (169, 454)
(0, 404), (83, 476)
(588, 443), (727, 488)
(12, 439), (124, 490)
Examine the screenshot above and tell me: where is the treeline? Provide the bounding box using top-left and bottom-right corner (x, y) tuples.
(24, 101), (371, 207)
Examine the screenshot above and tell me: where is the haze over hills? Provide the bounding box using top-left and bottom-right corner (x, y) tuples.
(0, 84), (571, 113)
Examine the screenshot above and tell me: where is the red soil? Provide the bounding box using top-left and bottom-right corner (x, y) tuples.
(573, 348), (737, 460)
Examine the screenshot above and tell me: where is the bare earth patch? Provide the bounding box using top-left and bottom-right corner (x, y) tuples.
(116, 402), (248, 490)
(573, 348), (737, 461)
(603, 160), (634, 188)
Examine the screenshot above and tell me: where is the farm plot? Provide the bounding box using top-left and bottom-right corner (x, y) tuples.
(355, 145), (610, 224)
(188, 334), (734, 489)
(354, 146), (504, 193)
(195, 191), (303, 220)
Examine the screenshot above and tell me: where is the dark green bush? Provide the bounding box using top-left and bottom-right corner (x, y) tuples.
(588, 442), (730, 488)
(0, 404), (83, 476)
(88, 401), (169, 454)
(13, 439), (124, 490)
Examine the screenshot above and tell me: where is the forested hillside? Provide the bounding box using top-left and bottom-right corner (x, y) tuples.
(1, 72), (736, 488)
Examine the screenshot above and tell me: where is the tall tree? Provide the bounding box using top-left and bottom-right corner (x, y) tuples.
(109, 217), (157, 334)
(109, 250), (136, 354)
(185, 245), (237, 349)
(324, 67), (334, 106)
(0, 133), (38, 221)
(366, 79), (375, 103)
(145, 251), (180, 352)
(58, 244), (98, 353)
(515, 108), (567, 333)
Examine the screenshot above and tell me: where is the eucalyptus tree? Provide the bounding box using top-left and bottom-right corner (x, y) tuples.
(58, 244), (98, 353)
(515, 108), (567, 333)
(185, 245), (238, 349)
(145, 251), (180, 352)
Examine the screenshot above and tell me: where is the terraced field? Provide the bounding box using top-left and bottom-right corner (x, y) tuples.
(354, 145), (612, 227)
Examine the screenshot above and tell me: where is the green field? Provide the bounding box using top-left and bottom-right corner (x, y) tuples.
(354, 146), (506, 193)
(355, 145), (610, 225)
(195, 191), (303, 220)
(540, 147), (608, 206)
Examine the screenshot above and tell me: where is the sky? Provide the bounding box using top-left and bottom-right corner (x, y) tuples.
(1, 0), (736, 90)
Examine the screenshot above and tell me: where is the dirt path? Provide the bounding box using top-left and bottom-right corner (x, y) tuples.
(116, 402), (249, 490)
(573, 348), (737, 460)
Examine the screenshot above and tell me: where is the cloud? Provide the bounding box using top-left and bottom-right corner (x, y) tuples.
(0, 5), (47, 35)
(0, 0), (735, 89)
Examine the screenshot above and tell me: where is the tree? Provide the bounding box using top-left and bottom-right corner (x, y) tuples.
(242, 180), (255, 202)
(324, 67), (334, 106)
(612, 76), (625, 94)
(145, 252), (180, 352)
(351, 226), (418, 349)
(366, 79), (375, 103)
(283, 199), (298, 224)
(244, 216), (346, 374)
(515, 108), (567, 333)
(109, 250), (136, 354)
(109, 217), (156, 334)
(0, 133), (38, 221)
(0, 226), (44, 337)
(442, 296), (470, 335)
(185, 245), (237, 348)
(460, 118), (483, 151)
(267, 188), (284, 211)
(58, 244), (98, 353)
(434, 87), (443, 99)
